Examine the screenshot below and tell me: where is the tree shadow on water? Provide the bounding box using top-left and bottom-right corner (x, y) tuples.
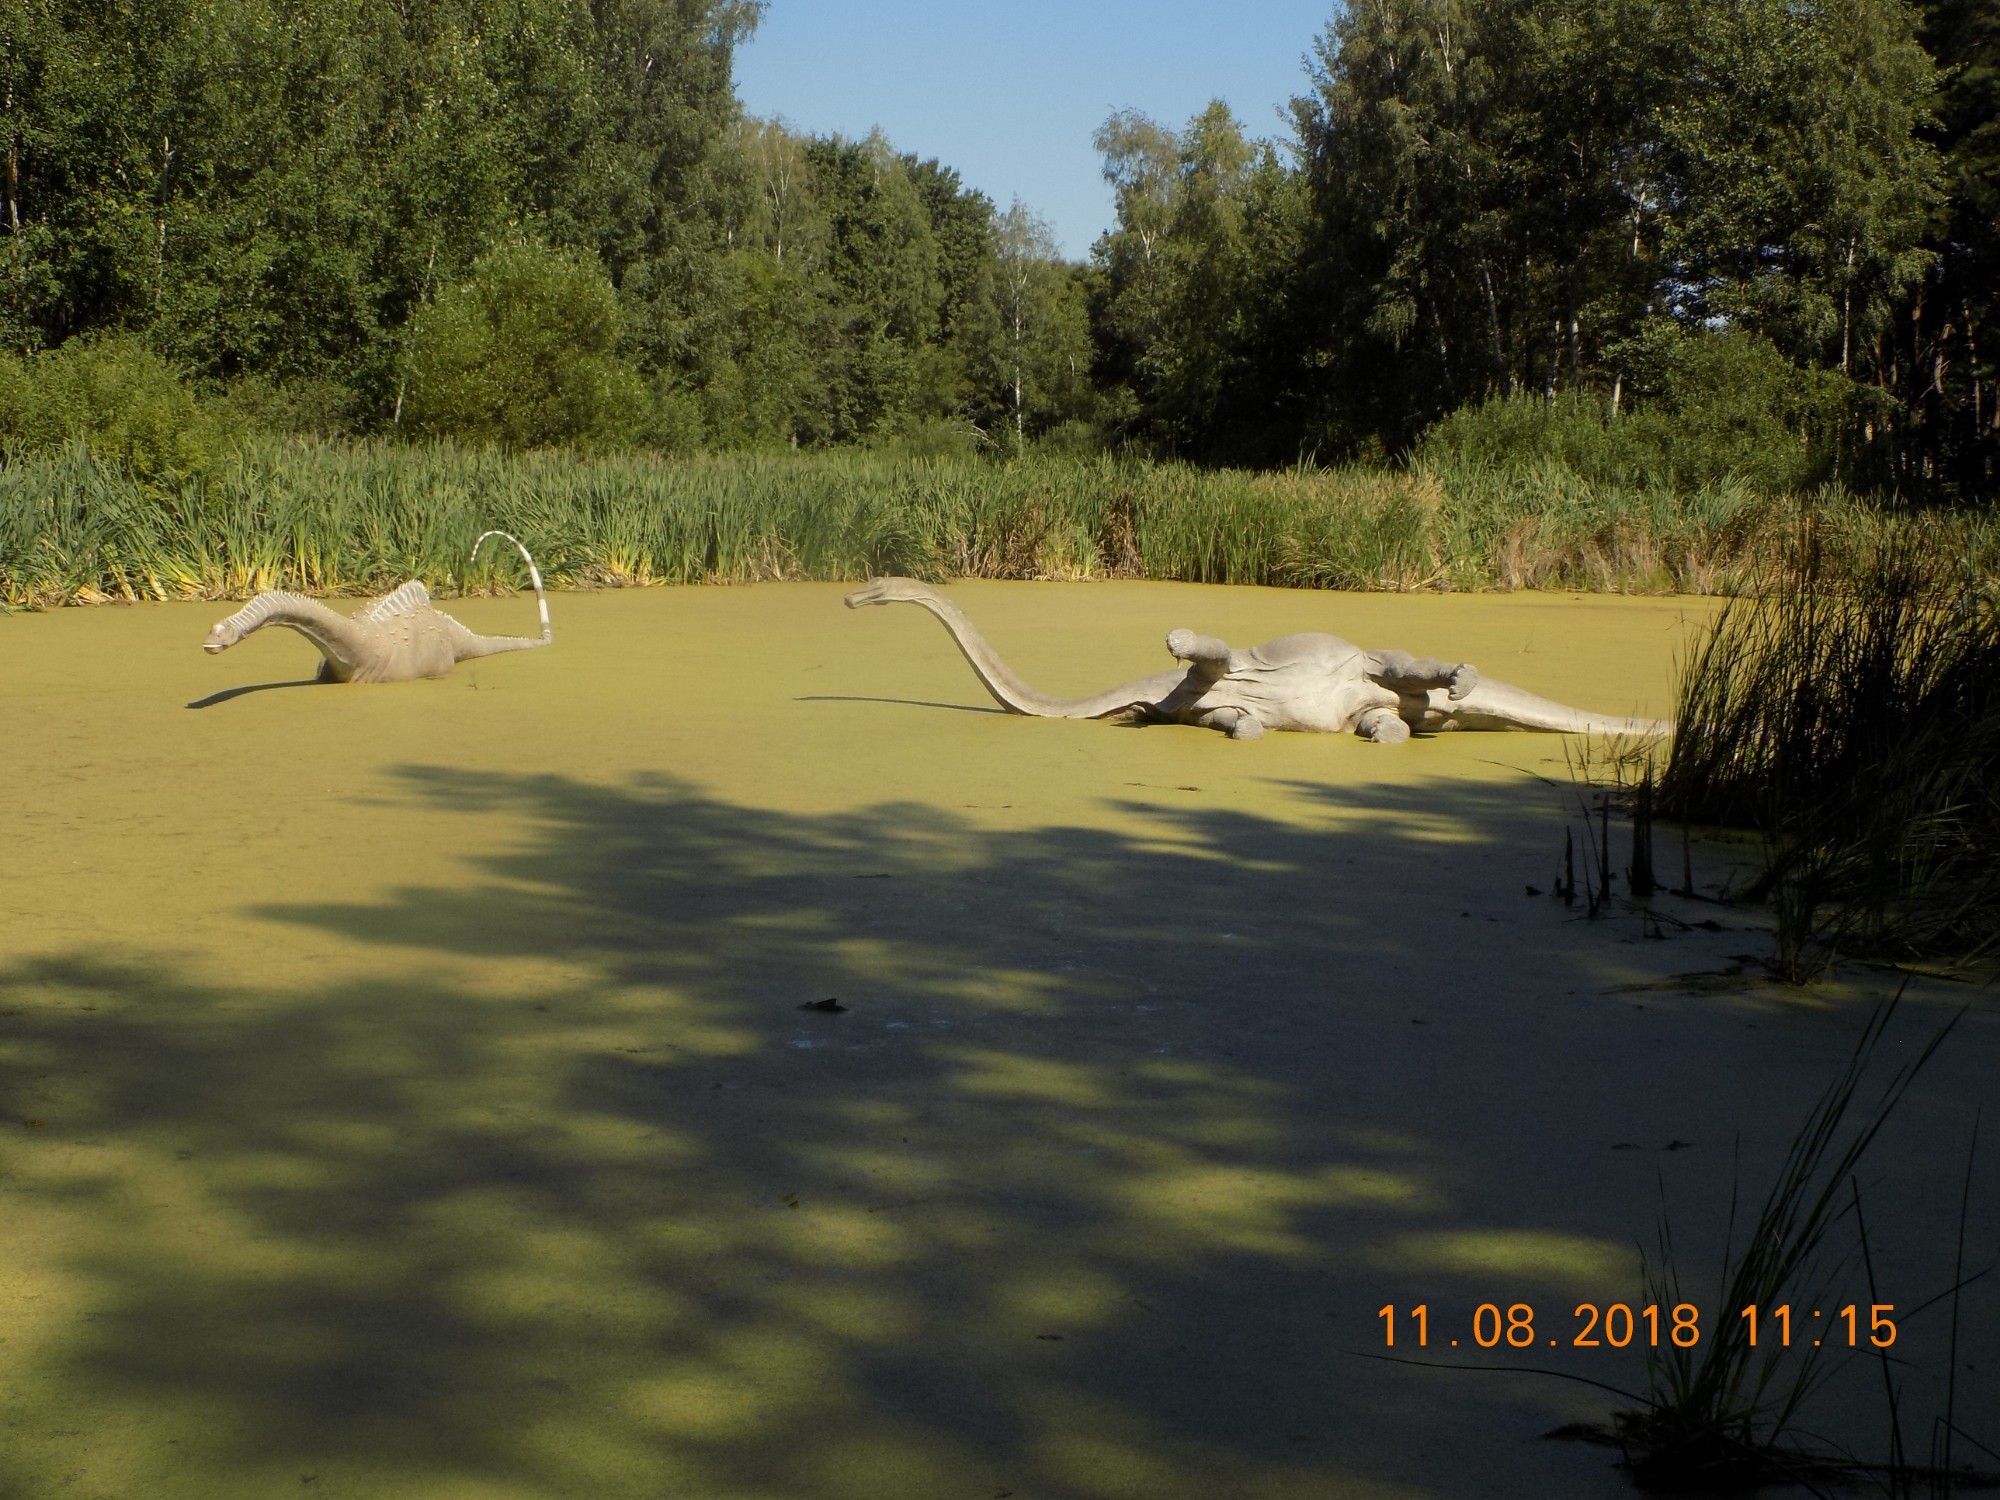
(0, 765), (1883, 1499)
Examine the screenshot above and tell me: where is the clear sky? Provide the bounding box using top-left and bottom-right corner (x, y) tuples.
(731, 1), (1336, 260)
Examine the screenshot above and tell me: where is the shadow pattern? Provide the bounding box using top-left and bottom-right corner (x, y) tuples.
(2, 767), (1981, 1499)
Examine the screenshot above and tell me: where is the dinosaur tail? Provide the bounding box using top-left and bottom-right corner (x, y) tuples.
(471, 530), (553, 645)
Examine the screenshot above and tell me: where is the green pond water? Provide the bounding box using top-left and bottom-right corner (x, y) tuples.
(1, 582), (1991, 1500)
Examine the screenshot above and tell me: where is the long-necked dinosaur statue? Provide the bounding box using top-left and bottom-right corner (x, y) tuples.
(201, 531), (552, 683)
(844, 577), (1670, 742)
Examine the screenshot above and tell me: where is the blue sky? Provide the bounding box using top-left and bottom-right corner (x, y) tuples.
(732, 1), (1336, 259)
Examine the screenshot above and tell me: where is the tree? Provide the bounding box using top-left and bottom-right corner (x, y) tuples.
(784, 133), (946, 442)
(653, 118), (1009, 451)
(1089, 101), (1305, 459)
(982, 201), (1090, 446)
(1911, 0), (2000, 490)
(1285, 0), (1946, 469)
(0, 0), (758, 424)
(905, 154), (998, 424)
(402, 240), (643, 450)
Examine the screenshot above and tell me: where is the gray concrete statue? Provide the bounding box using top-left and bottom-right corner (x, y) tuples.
(844, 577), (1670, 742)
(201, 531), (551, 683)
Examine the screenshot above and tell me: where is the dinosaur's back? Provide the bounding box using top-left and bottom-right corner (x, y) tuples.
(348, 584), (459, 682)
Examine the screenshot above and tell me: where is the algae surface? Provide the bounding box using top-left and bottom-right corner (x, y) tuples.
(1, 582), (1993, 1500)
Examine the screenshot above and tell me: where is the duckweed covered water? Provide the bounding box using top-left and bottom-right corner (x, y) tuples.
(1, 583), (1992, 1500)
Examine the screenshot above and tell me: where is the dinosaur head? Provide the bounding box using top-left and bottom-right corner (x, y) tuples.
(202, 620), (239, 654)
(843, 577), (929, 609)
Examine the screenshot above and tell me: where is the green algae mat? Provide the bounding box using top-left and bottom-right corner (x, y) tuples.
(2, 582), (1994, 1500)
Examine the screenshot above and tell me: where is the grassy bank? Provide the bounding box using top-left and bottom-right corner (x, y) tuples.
(4, 438), (1994, 609)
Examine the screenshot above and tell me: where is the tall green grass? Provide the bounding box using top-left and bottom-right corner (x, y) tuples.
(1659, 523), (2000, 976)
(5, 437), (1996, 608)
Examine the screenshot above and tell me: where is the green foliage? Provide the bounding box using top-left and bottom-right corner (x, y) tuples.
(7, 439), (1997, 612)
(1420, 397), (1683, 490)
(2, 0), (1982, 490)
(685, 126), (1009, 450)
(1271, 0), (1950, 479)
(981, 202), (1094, 449)
(0, 333), (237, 478)
(873, 418), (987, 462)
(1623, 328), (1860, 492)
(1913, 0), (2000, 491)
(211, 373), (357, 440)
(402, 242), (645, 451)
(792, 134), (950, 443)
(1420, 330), (1862, 493)
(0, 0), (753, 419)
(1644, 0), (1945, 369)
(1091, 102), (1306, 460)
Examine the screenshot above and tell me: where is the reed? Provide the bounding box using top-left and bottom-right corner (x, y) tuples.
(1607, 994), (1971, 1491)
(1658, 522), (2000, 976)
(6, 437), (1997, 609)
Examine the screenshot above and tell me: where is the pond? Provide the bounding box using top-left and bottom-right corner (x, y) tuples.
(1, 581), (1991, 1499)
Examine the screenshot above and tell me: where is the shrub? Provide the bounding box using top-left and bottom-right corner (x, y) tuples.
(1415, 392), (1679, 489)
(0, 355), (26, 435)
(873, 417), (988, 461)
(1416, 328), (1860, 494)
(215, 374), (358, 438)
(639, 383), (708, 456)
(0, 334), (236, 479)
(1621, 326), (1855, 493)
(1034, 420), (1107, 457)
(401, 241), (647, 451)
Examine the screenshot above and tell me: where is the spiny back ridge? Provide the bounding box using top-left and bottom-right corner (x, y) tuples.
(357, 580), (434, 624)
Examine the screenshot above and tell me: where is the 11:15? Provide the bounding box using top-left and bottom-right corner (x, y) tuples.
(1742, 1303), (1897, 1348)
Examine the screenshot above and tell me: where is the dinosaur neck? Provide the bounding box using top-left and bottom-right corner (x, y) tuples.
(892, 588), (1180, 719)
(220, 593), (372, 679)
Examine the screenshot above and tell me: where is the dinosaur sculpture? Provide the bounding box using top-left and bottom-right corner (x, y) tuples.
(844, 577), (1670, 742)
(201, 531), (552, 683)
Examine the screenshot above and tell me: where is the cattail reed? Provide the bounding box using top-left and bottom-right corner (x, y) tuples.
(8, 437), (1995, 610)
(1659, 522), (2000, 971)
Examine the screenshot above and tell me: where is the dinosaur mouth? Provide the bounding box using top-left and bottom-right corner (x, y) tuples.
(202, 638), (229, 653)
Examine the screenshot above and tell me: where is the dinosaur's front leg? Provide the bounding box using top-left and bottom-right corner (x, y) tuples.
(1366, 648), (1478, 700)
(1166, 628), (1236, 684)
(1169, 630), (1266, 738)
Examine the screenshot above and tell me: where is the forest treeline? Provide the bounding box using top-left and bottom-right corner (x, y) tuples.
(1, 0), (1994, 495)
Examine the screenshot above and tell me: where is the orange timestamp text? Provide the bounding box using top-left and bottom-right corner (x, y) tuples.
(1378, 1302), (1898, 1351)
